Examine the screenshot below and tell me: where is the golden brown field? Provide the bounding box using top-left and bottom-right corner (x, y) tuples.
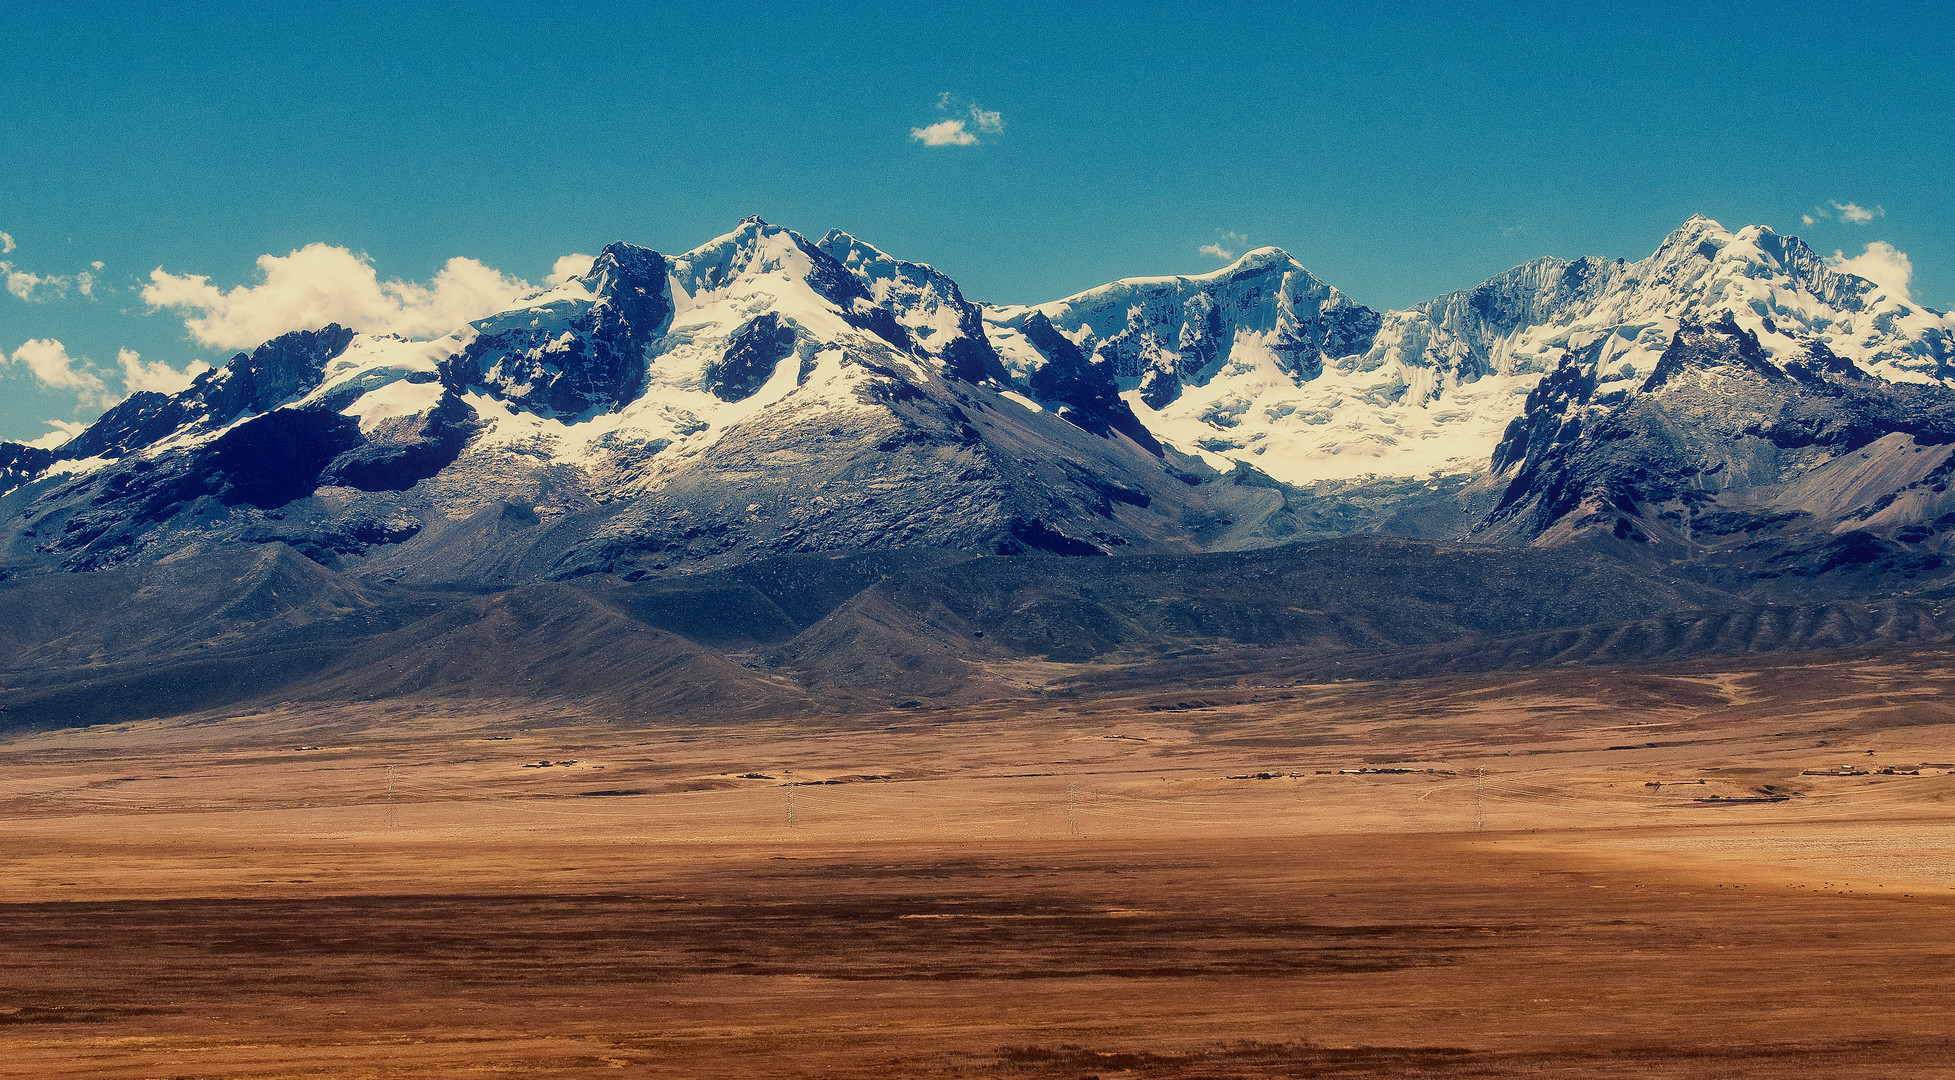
(4, 651), (1955, 1078)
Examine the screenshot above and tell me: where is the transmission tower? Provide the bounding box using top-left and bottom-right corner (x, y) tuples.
(384, 765), (397, 828)
(785, 771), (797, 828)
(1067, 781), (1078, 837)
(1474, 766), (1485, 834)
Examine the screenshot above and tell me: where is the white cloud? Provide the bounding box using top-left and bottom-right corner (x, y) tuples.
(1805, 201), (1885, 227)
(915, 94), (1003, 146)
(142, 243), (533, 351)
(3, 263), (70, 302)
(4, 339), (214, 417)
(0, 248), (101, 301)
(4, 338), (112, 406)
(547, 253), (596, 286)
(29, 419), (88, 449)
(1201, 230), (1248, 262)
(1832, 201), (1881, 224)
(1829, 241), (1913, 304)
(912, 119), (978, 146)
(3, 338), (210, 415)
(117, 348), (209, 395)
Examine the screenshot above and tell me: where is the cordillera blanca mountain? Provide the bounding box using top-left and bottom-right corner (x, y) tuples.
(5, 215), (1955, 727)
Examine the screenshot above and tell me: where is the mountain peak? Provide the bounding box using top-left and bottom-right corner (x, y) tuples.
(1191, 246), (1301, 281)
(1232, 245), (1294, 268)
(817, 230), (906, 273)
(584, 241), (665, 295)
(1656, 214), (1731, 252)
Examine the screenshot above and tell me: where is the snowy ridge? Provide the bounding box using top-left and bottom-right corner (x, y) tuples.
(366, 217), (959, 501)
(815, 230), (1007, 384)
(980, 216), (1954, 485)
(8, 214), (1954, 518)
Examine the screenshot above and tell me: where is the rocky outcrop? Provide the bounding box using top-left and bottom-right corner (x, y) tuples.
(1020, 313), (1163, 455)
(1478, 316), (1955, 588)
(709, 313), (798, 402)
(443, 242), (671, 417)
(817, 230), (1012, 386)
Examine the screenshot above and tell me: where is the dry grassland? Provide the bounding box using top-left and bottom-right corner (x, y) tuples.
(3, 652), (1955, 1077)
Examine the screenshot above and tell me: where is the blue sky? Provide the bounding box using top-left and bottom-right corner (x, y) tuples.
(3, 0), (1950, 444)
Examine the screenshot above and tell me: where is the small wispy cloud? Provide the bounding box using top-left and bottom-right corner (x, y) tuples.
(1835, 201), (1880, 224)
(1803, 200), (1885, 228)
(30, 418), (88, 449)
(1201, 230), (1249, 263)
(912, 119), (977, 146)
(3, 263), (71, 302)
(1, 249), (106, 302)
(913, 93), (1004, 147)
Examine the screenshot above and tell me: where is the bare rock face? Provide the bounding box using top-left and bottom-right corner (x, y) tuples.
(53, 325), (359, 465)
(321, 391), (482, 491)
(1019, 313), (1163, 454)
(1477, 315), (1955, 594)
(0, 443), (53, 494)
(709, 313), (798, 402)
(443, 243), (671, 417)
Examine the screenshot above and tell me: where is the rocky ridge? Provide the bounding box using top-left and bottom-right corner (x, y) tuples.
(0, 215), (1950, 590)
(988, 216), (1952, 485)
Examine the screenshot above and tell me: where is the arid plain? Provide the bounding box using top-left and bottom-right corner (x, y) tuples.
(4, 649), (1955, 1079)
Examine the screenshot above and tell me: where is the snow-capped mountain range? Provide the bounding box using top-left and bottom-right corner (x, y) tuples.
(992, 215), (1950, 483)
(3, 214), (1953, 585)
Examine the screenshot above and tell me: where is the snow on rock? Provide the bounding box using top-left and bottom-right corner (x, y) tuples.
(10, 213), (1954, 572)
(417, 217), (970, 499)
(983, 217), (1954, 486)
(815, 230), (1010, 385)
(985, 248), (1385, 480)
